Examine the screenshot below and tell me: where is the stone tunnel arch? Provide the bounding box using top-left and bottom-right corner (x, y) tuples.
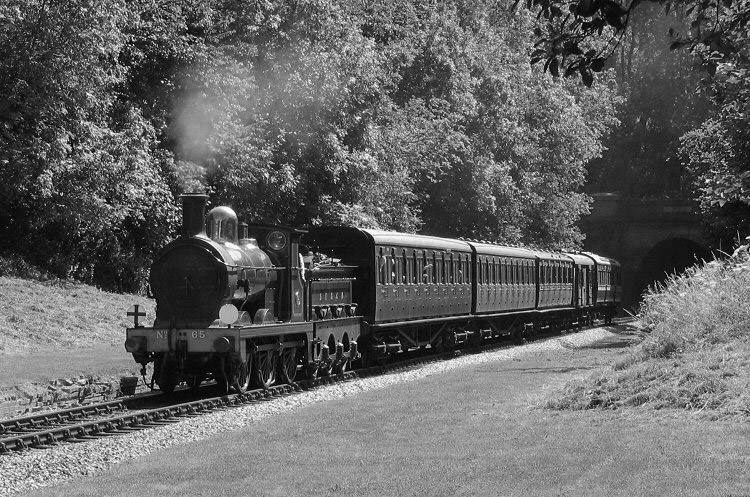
(632, 237), (713, 306)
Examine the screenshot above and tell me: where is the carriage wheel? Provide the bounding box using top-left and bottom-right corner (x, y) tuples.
(318, 359), (333, 377)
(279, 347), (298, 383)
(305, 361), (319, 380)
(232, 358), (252, 393)
(253, 350), (277, 388)
(333, 356), (348, 375)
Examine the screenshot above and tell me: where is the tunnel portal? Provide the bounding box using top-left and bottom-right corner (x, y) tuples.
(633, 238), (713, 304)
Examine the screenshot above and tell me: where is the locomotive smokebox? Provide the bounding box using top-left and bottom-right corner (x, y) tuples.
(180, 193), (208, 237)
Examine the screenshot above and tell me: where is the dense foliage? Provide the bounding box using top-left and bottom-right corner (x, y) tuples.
(584, 3), (712, 199)
(523, 0), (750, 243)
(0, 0), (619, 291)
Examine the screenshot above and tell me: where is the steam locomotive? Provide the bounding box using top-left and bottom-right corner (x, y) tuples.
(125, 194), (622, 393)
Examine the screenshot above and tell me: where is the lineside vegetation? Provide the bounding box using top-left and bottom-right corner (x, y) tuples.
(546, 246), (750, 418)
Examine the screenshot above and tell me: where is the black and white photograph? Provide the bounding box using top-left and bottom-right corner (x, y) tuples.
(1, 0), (749, 495)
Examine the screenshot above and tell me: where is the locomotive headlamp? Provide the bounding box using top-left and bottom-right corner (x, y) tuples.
(219, 304), (239, 325)
(266, 230), (287, 251)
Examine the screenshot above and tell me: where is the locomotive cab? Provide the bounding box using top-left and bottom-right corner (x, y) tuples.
(244, 224), (307, 322)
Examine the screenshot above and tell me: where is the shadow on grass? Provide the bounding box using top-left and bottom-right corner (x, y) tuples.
(574, 337), (634, 350)
(477, 366), (598, 374)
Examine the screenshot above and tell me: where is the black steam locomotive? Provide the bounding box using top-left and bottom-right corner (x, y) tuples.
(125, 194), (621, 393)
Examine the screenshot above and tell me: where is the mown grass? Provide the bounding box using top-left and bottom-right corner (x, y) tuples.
(26, 335), (750, 497)
(546, 248), (750, 418)
(0, 275), (154, 354)
(0, 255), (153, 354)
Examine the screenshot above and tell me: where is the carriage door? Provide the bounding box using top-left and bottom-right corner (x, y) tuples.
(290, 241), (305, 322)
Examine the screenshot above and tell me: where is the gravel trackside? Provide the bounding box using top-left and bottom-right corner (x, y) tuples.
(0, 328), (613, 496)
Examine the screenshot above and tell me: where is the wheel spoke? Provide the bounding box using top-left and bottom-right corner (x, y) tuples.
(280, 348), (298, 383)
(231, 358), (251, 394)
(253, 350), (277, 388)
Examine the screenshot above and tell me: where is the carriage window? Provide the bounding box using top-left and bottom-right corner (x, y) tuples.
(388, 249), (397, 285)
(401, 250), (408, 284)
(432, 253), (438, 284)
(378, 249), (386, 285)
(457, 254), (464, 284)
(416, 253), (424, 284)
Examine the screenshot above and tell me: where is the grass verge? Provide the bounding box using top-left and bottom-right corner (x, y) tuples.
(0, 275), (152, 403)
(545, 249), (750, 419)
(24, 329), (750, 497)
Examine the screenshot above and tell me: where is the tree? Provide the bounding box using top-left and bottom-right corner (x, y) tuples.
(521, 0), (750, 85)
(0, 0), (177, 290)
(585, 3), (712, 198)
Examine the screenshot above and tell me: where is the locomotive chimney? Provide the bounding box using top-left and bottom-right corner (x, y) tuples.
(239, 222), (249, 240)
(180, 193), (208, 237)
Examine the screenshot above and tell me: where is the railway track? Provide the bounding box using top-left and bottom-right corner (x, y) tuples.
(0, 317), (636, 454)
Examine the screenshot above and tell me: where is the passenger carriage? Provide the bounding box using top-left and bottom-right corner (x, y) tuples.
(581, 252), (622, 324)
(303, 227), (474, 356)
(566, 253), (596, 325)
